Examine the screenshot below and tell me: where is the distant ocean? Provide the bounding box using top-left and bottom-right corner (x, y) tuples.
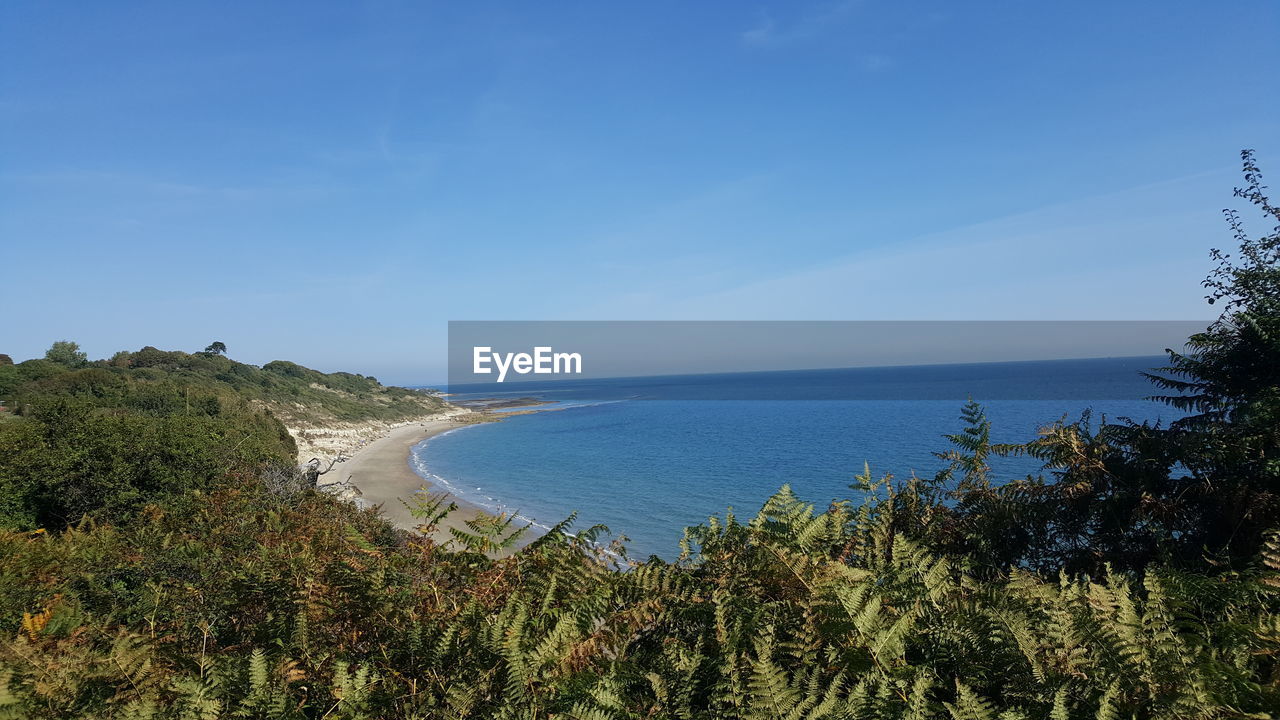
(412, 356), (1181, 558)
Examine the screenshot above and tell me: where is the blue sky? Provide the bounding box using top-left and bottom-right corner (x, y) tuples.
(2, 1), (1277, 383)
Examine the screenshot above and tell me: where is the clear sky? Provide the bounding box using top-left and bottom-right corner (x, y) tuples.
(2, 1), (1277, 384)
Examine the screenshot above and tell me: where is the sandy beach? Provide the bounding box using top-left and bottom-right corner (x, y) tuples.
(313, 415), (496, 547)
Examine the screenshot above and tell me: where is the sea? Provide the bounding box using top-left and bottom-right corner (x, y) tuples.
(411, 356), (1183, 559)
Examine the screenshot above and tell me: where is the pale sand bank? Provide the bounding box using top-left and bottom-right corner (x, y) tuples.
(314, 417), (495, 547)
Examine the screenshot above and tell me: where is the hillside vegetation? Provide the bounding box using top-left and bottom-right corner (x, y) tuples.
(0, 345), (444, 428)
(0, 345), (448, 463)
(0, 153), (1276, 718)
(0, 347), (444, 529)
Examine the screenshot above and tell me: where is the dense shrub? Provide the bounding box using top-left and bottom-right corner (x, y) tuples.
(0, 395), (293, 530)
(0, 480), (1275, 718)
(0, 358), (68, 399)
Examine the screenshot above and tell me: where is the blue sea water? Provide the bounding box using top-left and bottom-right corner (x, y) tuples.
(412, 357), (1182, 559)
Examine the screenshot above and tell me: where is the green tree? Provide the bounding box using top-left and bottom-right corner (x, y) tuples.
(1137, 148), (1280, 565)
(1149, 149), (1280, 428)
(44, 340), (87, 368)
(204, 340), (227, 356)
(927, 151), (1280, 574)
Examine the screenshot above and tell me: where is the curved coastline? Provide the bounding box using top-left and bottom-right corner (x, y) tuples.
(332, 401), (581, 552)
(322, 416), (494, 546)
(411, 427), (559, 537)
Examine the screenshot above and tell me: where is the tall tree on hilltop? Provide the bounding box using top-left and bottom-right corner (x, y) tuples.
(43, 341), (87, 368)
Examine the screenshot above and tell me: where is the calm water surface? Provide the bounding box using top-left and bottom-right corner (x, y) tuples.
(413, 357), (1180, 558)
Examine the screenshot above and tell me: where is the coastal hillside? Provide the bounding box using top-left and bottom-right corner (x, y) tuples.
(0, 343), (450, 531)
(0, 344), (449, 461)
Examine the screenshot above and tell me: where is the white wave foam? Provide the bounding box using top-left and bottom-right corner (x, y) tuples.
(405, 401), (630, 557)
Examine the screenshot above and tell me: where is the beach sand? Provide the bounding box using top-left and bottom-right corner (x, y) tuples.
(316, 417), (495, 547)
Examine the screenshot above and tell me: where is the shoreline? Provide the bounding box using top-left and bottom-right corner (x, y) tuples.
(315, 414), (497, 547)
